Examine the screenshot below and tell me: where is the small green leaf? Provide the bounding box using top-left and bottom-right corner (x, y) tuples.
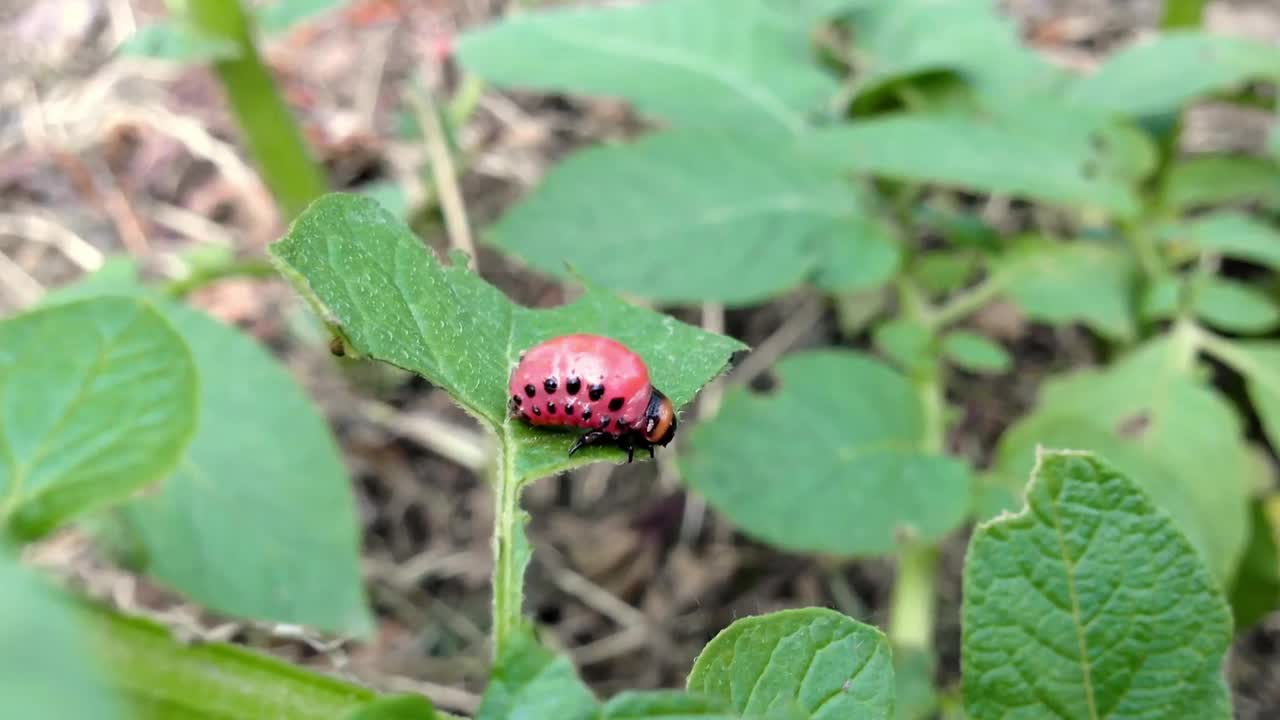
(805, 107), (1155, 217)
(998, 238), (1138, 341)
(873, 319), (934, 376)
(258, 0), (348, 34)
(687, 607), (894, 719)
(942, 331), (1011, 374)
(482, 130), (876, 306)
(456, 0), (835, 135)
(1, 545), (121, 719)
(911, 251), (981, 295)
(344, 694), (439, 720)
(475, 626), (598, 720)
(1069, 30), (1280, 117)
(989, 339), (1251, 583)
(118, 21), (241, 62)
(1162, 155), (1280, 214)
(1158, 212), (1280, 269)
(963, 449), (1234, 720)
(45, 265), (374, 637)
(270, 193), (745, 481)
(601, 690), (734, 719)
(0, 297), (198, 539)
(1140, 275), (1182, 321)
(1195, 279), (1280, 335)
(680, 351), (971, 556)
(1227, 496), (1280, 631)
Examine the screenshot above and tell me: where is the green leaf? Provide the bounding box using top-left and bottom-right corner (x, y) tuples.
(482, 130), (880, 306)
(1161, 155), (1280, 214)
(942, 331), (1011, 374)
(988, 339), (1251, 583)
(911, 251), (982, 295)
(1068, 30), (1280, 117)
(1140, 275), (1182, 321)
(1158, 211), (1280, 269)
(601, 691), (734, 719)
(1227, 496), (1280, 631)
(962, 449), (1234, 720)
(258, 0), (348, 34)
(892, 648), (937, 720)
(687, 607), (894, 719)
(118, 21), (241, 62)
(680, 351), (971, 556)
(1194, 278), (1280, 335)
(82, 601), (377, 718)
(805, 107), (1155, 217)
(45, 266), (374, 637)
(997, 238), (1138, 341)
(475, 626), (598, 720)
(1, 546), (121, 719)
(344, 694), (439, 720)
(455, 0), (836, 135)
(873, 319), (934, 376)
(270, 193), (745, 480)
(0, 297), (198, 539)
(1201, 340), (1280, 453)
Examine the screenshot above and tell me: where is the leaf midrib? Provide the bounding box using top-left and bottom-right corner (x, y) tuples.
(1047, 478), (1099, 720)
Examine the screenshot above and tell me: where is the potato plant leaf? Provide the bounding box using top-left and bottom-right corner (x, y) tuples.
(1194, 279), (1280, 335)
(344, 694), (439, 720)
(680, 351), (971, 556)
(117, 21), (241, 62)
(0, 297), (197, 540)
(1161, 156), (1280, 214)
(997, 238), (1138, 341)
(1069, 30), (1280, 117)
(257, 0), (348, 34)
(805, 107), (1155, 217)
(475, 626), (598, 720)
(270, 193), (745, 481)
(942, 331), (1011, 374)
(1157, 212), (1280, 269)
(1200, 340), (1280, 453)
(1227, 497), (1280, 631)
(989, 339), (1250, 584)
(600, 691), (734, 719)
(482, 129), (891, 306)
(455, 0), (836, 135)
(963, 450), (1233, 719)
(44, 263), (374, 637)
(687, 607), (894, 719)
(1, 545), (121, 719)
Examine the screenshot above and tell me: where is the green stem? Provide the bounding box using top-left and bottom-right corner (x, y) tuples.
(187, 0), (328, 219)
(1161, 0), (1207, 29)
(1124, 222), (1166, 280)
(161, 257), (279, 298)
(926, 271), (1008, 330)
(888, 544), (939, 653)
(490, 441), (527, 657)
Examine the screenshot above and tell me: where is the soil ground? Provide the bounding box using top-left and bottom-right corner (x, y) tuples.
(2, 0), (1278, 717)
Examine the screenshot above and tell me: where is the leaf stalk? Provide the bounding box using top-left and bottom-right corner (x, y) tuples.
(490, 440), (525, 656)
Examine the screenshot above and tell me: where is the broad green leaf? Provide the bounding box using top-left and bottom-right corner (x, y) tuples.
(482, 130), (882, 306)
(997, 239), (1138, 341)
(1, 546), (121, 719)
(963, 449), (1234, 720)
(258, 0), (348, 34)
(455, 0), (836, 135)
(988, 339), (1251, 583)
(1158, 212), (1280, 269)
(1201, 340), (1280, 452)
(45, 265), (374, 637)
(0, 297), (197, 539)
(1069, 30), (1280, 117)
(680, 351), (971, 556)
(475, 626), (598, 720)
(805, 107), (1155, 217)
(873, 319), (933, 376)
(118, 21), (240, 62)
(271, 193), (744, 481)
(942, 331), (1011, 374)
(82, 601), (378, 718)
(1227, 497), (1280, 631)
(687, 607), (894, 719)
(1161, 155), (1280, 214)
(601, 691), (733, 719)
(345, 694), (439, 720)
(1194, 279), (1279, 335)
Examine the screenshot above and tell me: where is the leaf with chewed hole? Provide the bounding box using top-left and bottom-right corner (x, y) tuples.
(687, 607), (894, 719)
(963, 449), (1234, 719)
(270, 192), (745, 481)
(0, 297), (197, 540)
(681, 351), (971, 556)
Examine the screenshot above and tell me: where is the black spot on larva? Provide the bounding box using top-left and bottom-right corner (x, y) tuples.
(547, 402), (557, 414)
(588, 383), (605, 401)
(532, 406), (541, 416)
(600, 415), (611, 428)
(565, 401), (576, 416)
(616, 418), (627, 430)
(512, 395), (523, 408)
(566, 377), (581, 395)
(608, 397), (624, 412)
(524, 384), (536, 398)
(521, 413), (530, 422)
(581, 408), (592, 421)
(544, 377), (558, 394)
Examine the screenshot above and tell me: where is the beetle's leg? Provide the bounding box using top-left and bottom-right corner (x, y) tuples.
(568, 430), (611, 456)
